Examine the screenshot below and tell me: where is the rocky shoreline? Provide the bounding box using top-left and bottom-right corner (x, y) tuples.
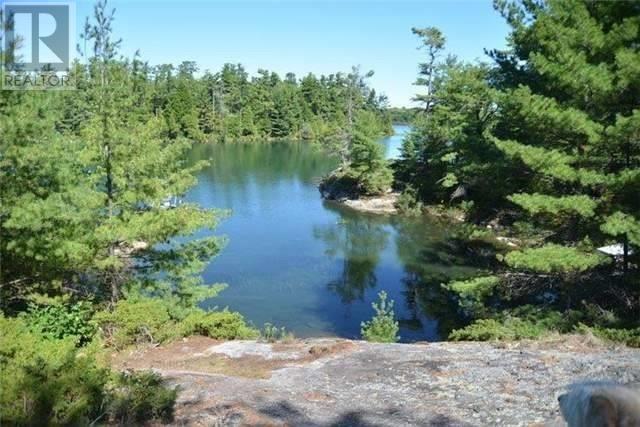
(115, 336), (640, 426)
(324, 192), (400, 215)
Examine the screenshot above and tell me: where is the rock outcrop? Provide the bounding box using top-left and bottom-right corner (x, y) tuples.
(115, 336), (640, 426)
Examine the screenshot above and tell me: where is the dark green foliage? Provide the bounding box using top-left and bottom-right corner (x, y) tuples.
(155, 62), (391, 143)
(107, 370), (177, 425)
(23, 301), (96, 346)
(1, 0), (224, 310)
(450, 306), (640, 348)
(386, 107), (419, 124)
(348, 112), (394, 195)
(395, 59), (503, 216)
(0, 314), (179, 425)
(487, 0), (640, 276)
(398, 0), (640, 343)
(320, 110), (394, 198)
(94, 297), (177, 349)
(178, 309), (259, 340)
(580, 326), (640, 348)
(395, 186), (424, 216)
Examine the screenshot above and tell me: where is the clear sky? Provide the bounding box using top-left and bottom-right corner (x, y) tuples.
(76, 0), (511, 107)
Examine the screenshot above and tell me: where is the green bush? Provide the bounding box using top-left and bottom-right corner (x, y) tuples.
(575, 325), (640, 348)
(395, 187), (423, 216)
(448, 306), (639, 346)
(94, 297), (178, 349)
(0, 315), (179, 425)
(95, 297), (259, 348)
(178, 309), (259, 340)
(23, 301), (96, 346)
(107, 370), (177, 424)
(260, 323), (294, 343)
(448, 318), (546, 341)
(361, 291), (400, 343)
(0, 316), (108, 425)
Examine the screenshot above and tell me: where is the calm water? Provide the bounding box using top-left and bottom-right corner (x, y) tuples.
(186, 125), (478, 341)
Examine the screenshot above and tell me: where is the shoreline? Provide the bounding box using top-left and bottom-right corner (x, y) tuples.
(324, 192), (400, 215)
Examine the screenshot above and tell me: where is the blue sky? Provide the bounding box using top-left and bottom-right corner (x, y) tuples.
(76, 0), (511, 107)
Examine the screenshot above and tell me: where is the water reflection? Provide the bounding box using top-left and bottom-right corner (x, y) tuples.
(394, 219), (478, 338)
(314, 205), (390, 304)
(186, 126), (481, 341)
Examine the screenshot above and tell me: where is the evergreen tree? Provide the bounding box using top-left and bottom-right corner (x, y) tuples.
(1, 0), (225, 308)
(490, 0), (640, 277)
(349, 111), (394, 195)
(396, 30), (506, 218)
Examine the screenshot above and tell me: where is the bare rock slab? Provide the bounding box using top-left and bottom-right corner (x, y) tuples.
(115, 337), (640, 426)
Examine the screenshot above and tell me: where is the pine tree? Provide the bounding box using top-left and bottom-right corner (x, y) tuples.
(1, 0), (225, 308)
(396, 29), (506, 217)
(349, 111), (393, 195)
(77, 0), (224, 303)
(490, 0), (640, 277)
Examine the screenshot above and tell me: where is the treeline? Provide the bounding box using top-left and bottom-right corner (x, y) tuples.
(387, 106), (420, 124)
(395, 0), (639, 343)
(64, 59), (392, 143)
(0, 1), (334, 423)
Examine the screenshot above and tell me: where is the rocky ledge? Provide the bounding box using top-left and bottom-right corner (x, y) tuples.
(330, 193), (399, 215)
(114, 336), (639, 426)
(318, 170), (400, 215)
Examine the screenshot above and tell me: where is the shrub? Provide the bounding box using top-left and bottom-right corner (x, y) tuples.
(448, 318), (546, 341)
(0, 315), (179, 425)
(448, 306), (639, 346)
(0, 316), (108, 425)
(23, 301), (96, 346)
(260, 323), (294, 343)
(395, 186), (423, 216)
(361, 291), (400, 343)
(107, 370), (177, 424)
(94, 297), (178, 349)
(95, 296), (259, 348)
(575, 325), (640, 348)
(179, 309), (259, 340)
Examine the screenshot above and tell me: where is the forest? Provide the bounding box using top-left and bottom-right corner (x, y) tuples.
(0, 0), (639, 424)
(0, 0), (395, 423)
(392, 0), (639, 344)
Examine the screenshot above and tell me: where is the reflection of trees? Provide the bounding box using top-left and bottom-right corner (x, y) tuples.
(186, 141), (337, 211)
(394, 218), (481, 338)
(188, 141), (336, 188)
(314, 207), (389, 303)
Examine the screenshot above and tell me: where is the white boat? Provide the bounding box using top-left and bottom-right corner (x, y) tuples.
(596, 243), (633, 257)
(160, 195), (181, 209)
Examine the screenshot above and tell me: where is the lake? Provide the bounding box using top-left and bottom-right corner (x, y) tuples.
(186, 125), (479, 341)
